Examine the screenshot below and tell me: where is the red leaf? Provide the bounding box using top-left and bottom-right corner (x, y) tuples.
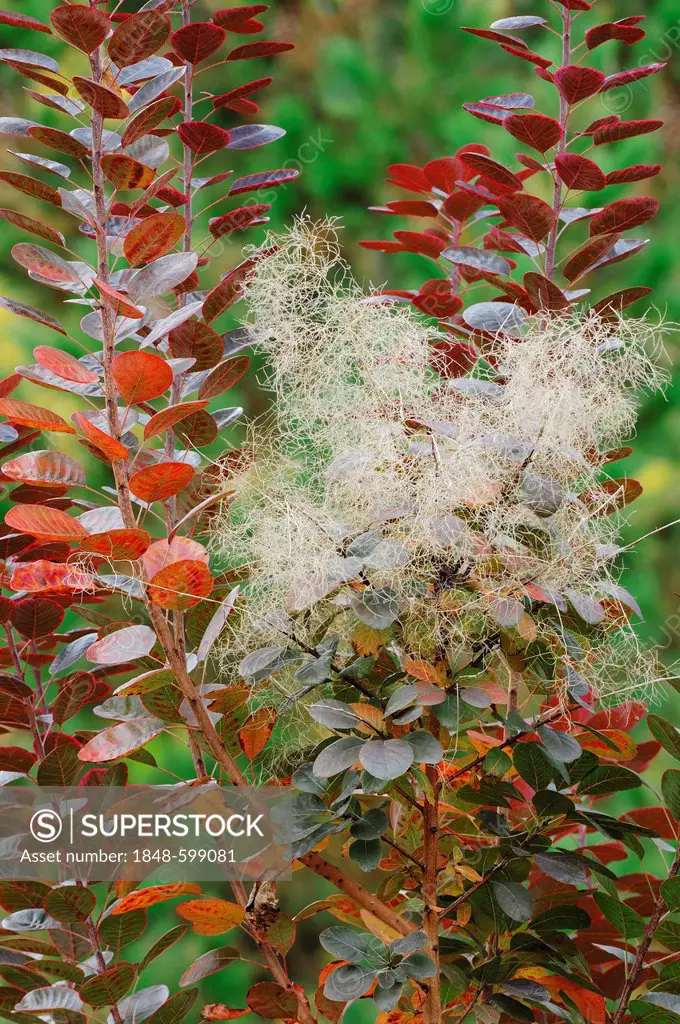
(589, 197), (659, 236)
(202, 260), (256, 322)
(227, 41), (293, 61)
(50, 5), (110, 53)
(73, 77), (129, 119)
(213, 77), (273, 112)
(505, 113), (562, 153)
(2, 451), (85, 488)
(463, 101), (513, 127)
(34, 346), (98, 385)
(392, 230), (447, 257)
(0, 208), (64, 247)
(594, 119), (663, 145)
(554, 65), (605, 104)
(178, 121), (230, 154)
(460, 27), (528, 47)
(523, 273), (570, 311)
(129, 462), (195, 503)
(601, 63), (665, 92)
(148, 559), (214, 610)
(0, 172), (62, 207)
(111, 352), (173, 404)
(228, 168), (299, 196)
(87, 625), (157, 666)
(0, 11), (50, 32)
(5, 505), (87, 542)
(108, 11), (170, 68)
(0, 398), (75, 435)
(101, 154), (154, 190)
(172, 22), (226, 63)
(28, 125), (88, 158)
(94, 280), (145, 320)
(124, 211), (185, 265)
(168, 320), (223, 371)
(214, 5), (268, 30)
(458, 152), (524, 191)
(10, 561), (92, 593)
(81, 529), (151, 560)
(143, 401), (210, 440)
(497, 193), (555, 242)
(78, 718), (163, 762)
(563, 234), (621, 282)
(72, 412), (129, 463)
(13, 597), (64, 639)
(387, 163), (430, 194)
(555, 153), (605, 192)
(586, 22), (646, 51)
(413, 280), (463, 319)
(201, 1007), (249, 1022)
(605, 164), (661, 186)
(500, 43), (553, 70)
(430, 338), (477, 378)
(553, 0), (592, 9)
(198, 357), (251, 400)
(592, 287), (652, 316)
(121, 96), (179, 147)
(209, 205), (272, 238)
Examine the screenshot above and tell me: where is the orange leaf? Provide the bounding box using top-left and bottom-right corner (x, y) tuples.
(148, 559), (214, 610)
(72, 412), (129, 463)
(124, 211), (185, 265)
(129, 462), (195, 502)
(176, 898), (245, 935)
(112, 883), (201, 914)
(197, 356), (250, 400)
(111, 351), (173, 404)
(2, 451), (85, 488)
(541, 977), (606, 1024)
(577, 729), (637, 761)
(94, 279), (144, 320)
(201, 1006), (249, 1021)
(80, 529), (151, 560)
(239, 707), (276, 759)
(34, 346), (98, 384)
(10, 560), (94, 593)
(142, 536), (208, 578)
(5, 504), (87, 542)
(404, 657), (447, 686)
(0, 397), (75, 435)
(144, 401), (210, 440)
(101, 154), (155, 190)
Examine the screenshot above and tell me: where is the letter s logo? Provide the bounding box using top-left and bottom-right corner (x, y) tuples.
(30, 809), (63, 843)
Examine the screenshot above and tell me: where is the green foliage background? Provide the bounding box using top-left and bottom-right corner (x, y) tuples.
(0, 1), (678, 1019)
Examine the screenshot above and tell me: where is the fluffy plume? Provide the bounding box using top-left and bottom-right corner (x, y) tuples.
(211, 220), (668, 721)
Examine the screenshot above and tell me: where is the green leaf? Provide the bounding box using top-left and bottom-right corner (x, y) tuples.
(663, 770), (680, 819)
(44, 885), (95, 924)
(649, 716), (680, 762)
(98, 908), (147, 949)
(147, 988), (198, 1024)
(537, 725), (581, 763)
(179, 946), (241, 987)
(594, 891), (645, 939)
(80, 964), (135, 1008)
(579, 765), (642, 797)
(139, 925), (189, 973)
(513, 742), (554, 791)
(350, 838), (382, 872)
(313, 738), (364, 778)
(434, 694), (464, 730)
(359, 739), (414, 780)
(351, 588), (399, 629)
(308, 699), (361, 730)
(350, 808), (389, 841)
(320, 927), (386, 965)
(492, 881), (532, 922)
(662, 879), (680, 913)
(405, 730), (443, 764)
(531, 906), (591, 933)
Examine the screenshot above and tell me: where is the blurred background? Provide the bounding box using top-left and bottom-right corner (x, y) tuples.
(0, 1), (678, 1019)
